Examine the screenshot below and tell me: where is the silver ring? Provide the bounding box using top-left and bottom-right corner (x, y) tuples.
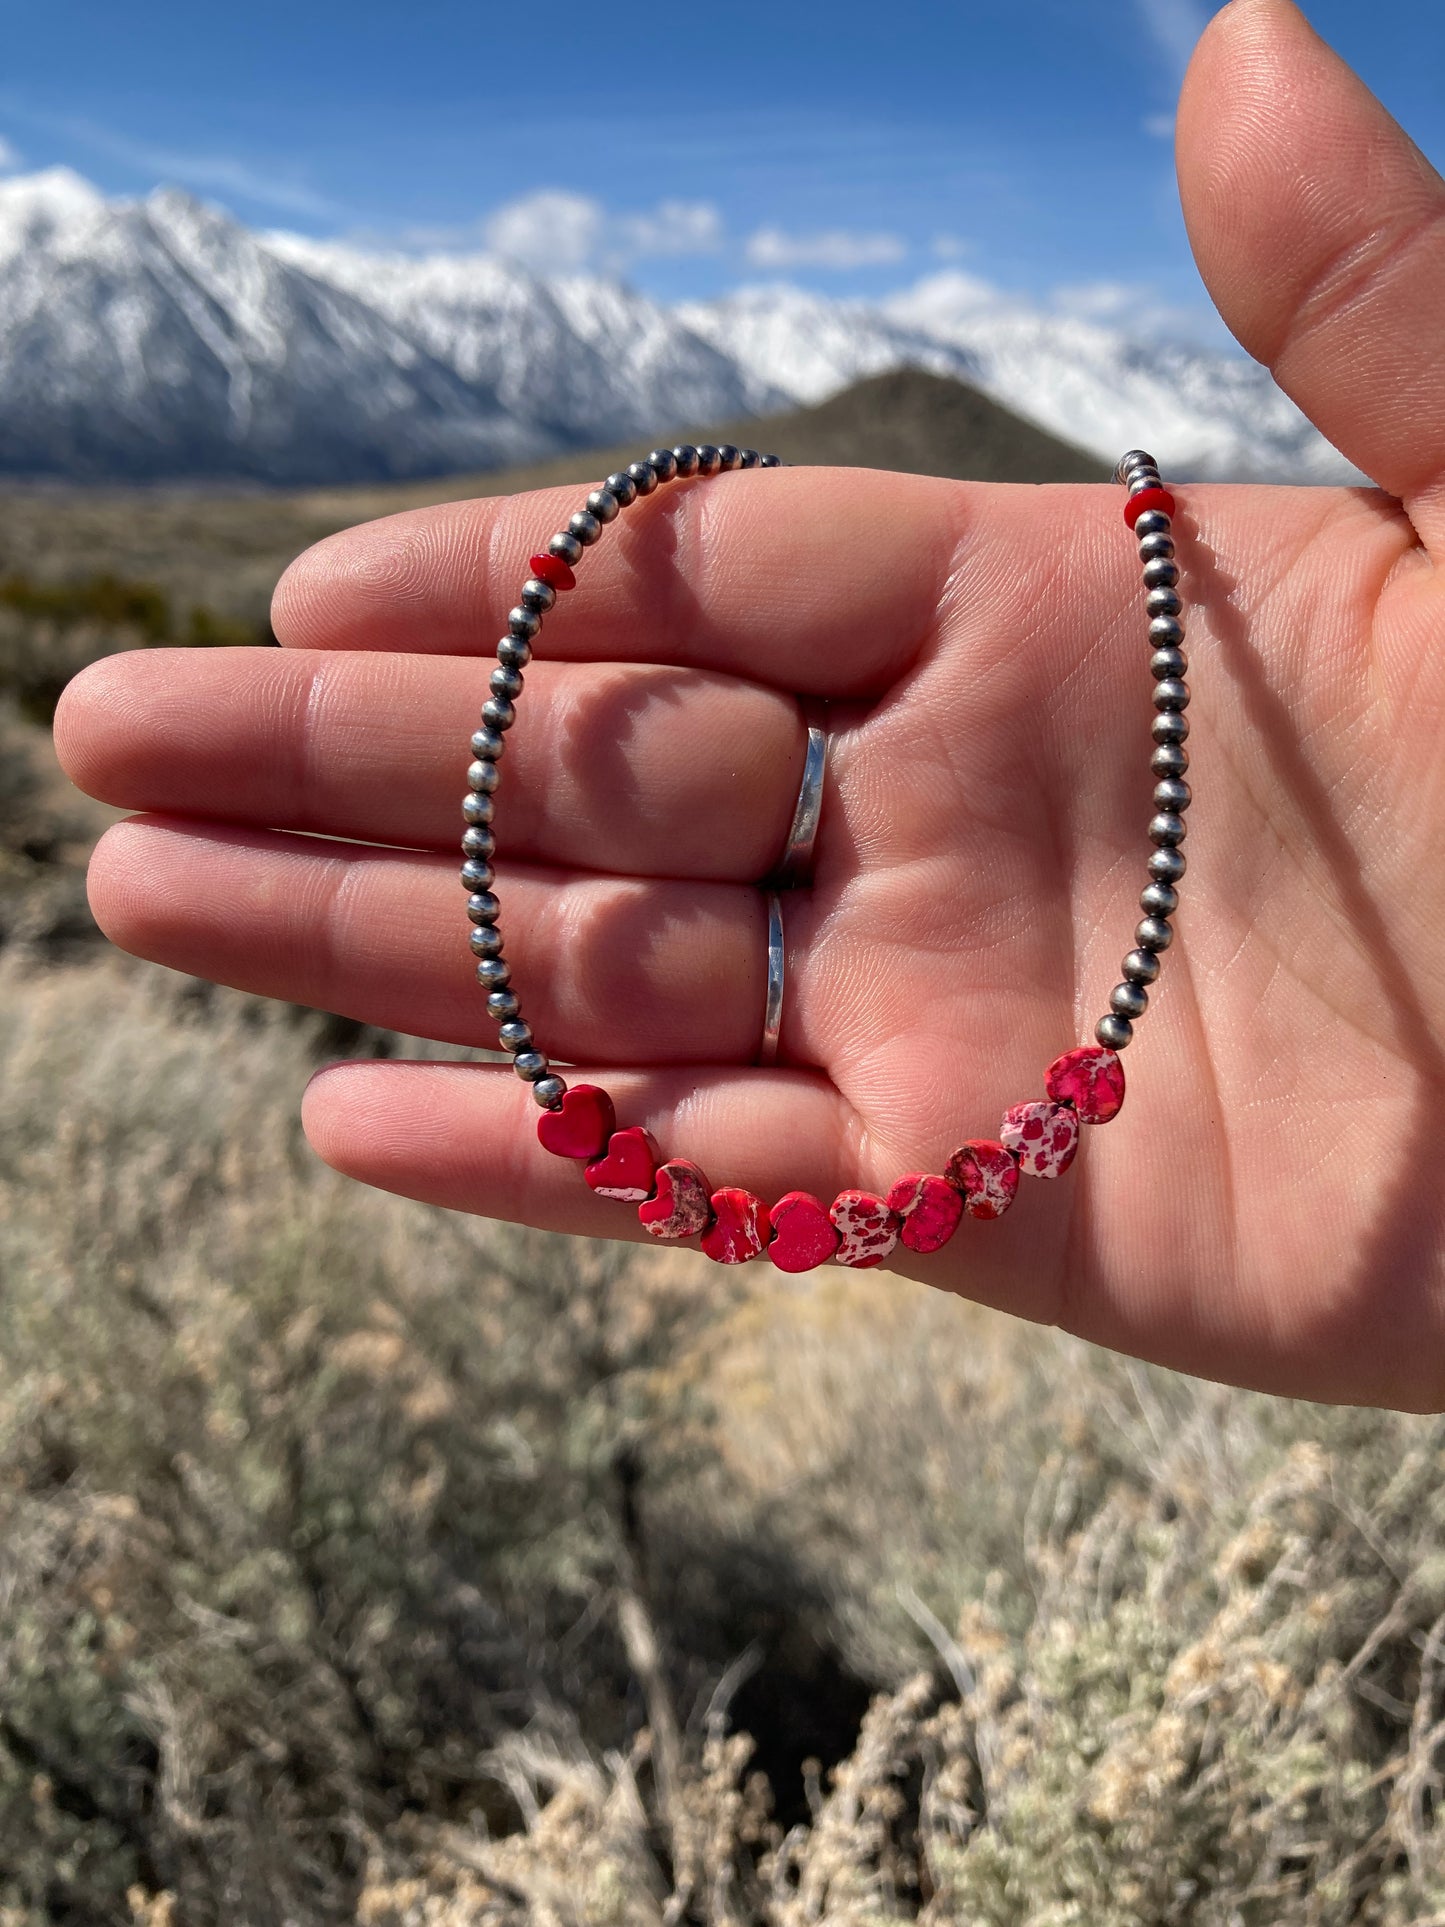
(772, 709), (828, 887)
(758, 892), (785, 1066)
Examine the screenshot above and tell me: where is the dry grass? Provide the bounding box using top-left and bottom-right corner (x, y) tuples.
(1, 951), (1444, 1922)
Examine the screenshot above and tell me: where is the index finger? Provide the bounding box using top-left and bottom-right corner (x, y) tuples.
(271, 462), (974, 698)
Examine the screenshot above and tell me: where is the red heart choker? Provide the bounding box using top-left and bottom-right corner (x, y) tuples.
(460, 444), (1187, 1271)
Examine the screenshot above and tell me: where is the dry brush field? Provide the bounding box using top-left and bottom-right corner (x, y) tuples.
(3, 392), (1445, 1924)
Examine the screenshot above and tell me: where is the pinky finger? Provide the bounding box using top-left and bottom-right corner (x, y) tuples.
(301, 1057), (858, 1246)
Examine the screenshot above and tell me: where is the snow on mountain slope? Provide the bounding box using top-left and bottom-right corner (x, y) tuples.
(0, 171), (1364, 486)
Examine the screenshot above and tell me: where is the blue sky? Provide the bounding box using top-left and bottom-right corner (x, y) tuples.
(2, 1), (1442, 351)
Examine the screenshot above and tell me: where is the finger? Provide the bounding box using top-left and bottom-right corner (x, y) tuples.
(299, 1057), (1066, 1328)
(85, 815), (777, 1065)
(270, 465), (968, 696)
(1178, 0), (1445, 548)
(55, 646), (808, 882)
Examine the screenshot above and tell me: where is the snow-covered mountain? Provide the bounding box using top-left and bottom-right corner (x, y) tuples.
(0, 169), (1360, 487)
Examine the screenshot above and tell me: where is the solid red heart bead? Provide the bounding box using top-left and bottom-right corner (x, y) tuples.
(885, 1172), (964, 1254)
(768, 1191), (839, 1273)
(639, 1160), (713, 1240)
(946, 1139), (1020, 1219)
(586, 1126), (661, 1202)
(536, 1083), (616, 1161)
(1000, 1100), (1079, 1178)
(1044, 1044), (1126, 1123)
(701, 1188), (771, 1264)
(830, 1190), (899, 1269)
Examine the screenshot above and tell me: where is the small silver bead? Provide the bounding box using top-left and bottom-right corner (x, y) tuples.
(696, 444), (721, 476)
(1133, 509), (1172, 538)
(467, 891), (500, 924)
(520, 577), (556, 613)
(717, 443), (741, 469)
(1149, 615), (1185, 648)
(1143, 558), (1179, 590)
(548, 531), (584, 566)
(672, 444), (700, 478)
(1140, 880), (1178, 918)
(1152, 710), (1190, 744)
(738, 448), (760, 468)
(488, 990), (521, 1023)
(469, 925), (504, 959)
(605, 470), (638, 507)
(1153, 776), (1191, 812)
(586, 488), (620, 524)
(497, 636), (531, 671)
(513, 1051), (551, 1082)
(508, 606), (541, 640)
(759, 453), (782, 468)
(1152, 679), (1190, 711)
(533, 1075), (567, 1110)
(1148, 846), (1187, 884)
(1122, 947), (1161, 985)
(569, 509), (602, 546)
(468, 758), (500, 791)
(1151, 647), (1188, 681)
(497, 1019), (533, 1053)
(462, 791), (493, 826)
(627, 461), (658, 495)
(1096, 1011), (1134, 1049)
(1111, 980), (1149, 1019)
(1138, 531), (1175, 562)
(1151, 742), (1189, 778)
(1146, 586), (1182, 619)
(1137, 915), (1174, 951)
(477, 957), (512, 991)
(1113, 449), (1156, 484)
(646, 448), (678, 482)
(461, 825), (494, 859)
(491, 664), (524, 701)
(1149, 812), (1187, 847)
(461, 857), (493, 889)
(481, 697), (516, 732)
(1128, 469), (1163, 495)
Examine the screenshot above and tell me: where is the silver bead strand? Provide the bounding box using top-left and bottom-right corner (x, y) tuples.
(1096, 451), (1189, 1054)
(464, 443), (782, 1106)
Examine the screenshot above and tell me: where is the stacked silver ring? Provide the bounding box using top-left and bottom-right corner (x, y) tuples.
(1094, 447), (1190, 1053)
(462, 443), (782, 1111)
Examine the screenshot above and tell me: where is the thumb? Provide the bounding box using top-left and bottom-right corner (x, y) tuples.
(1177, 0), (1445, 546)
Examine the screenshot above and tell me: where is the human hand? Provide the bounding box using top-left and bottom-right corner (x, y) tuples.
(53, 0), (1445, 1408)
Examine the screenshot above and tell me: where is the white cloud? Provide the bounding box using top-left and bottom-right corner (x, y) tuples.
(483, 189), (723, 272)
(1051, 279), (1150, 320)
(1143, 112), (1176, 141)
(745, 225), (907, 270)
(930, 233), (972, 261)
(1132, 0), (1210, 78)
(0, 134), (21, 171)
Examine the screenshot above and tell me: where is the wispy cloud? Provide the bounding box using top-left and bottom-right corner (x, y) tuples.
(1132, 0), (1211, 79)
(0, 134), (21, 171)
(0, 100), (340, 217)
(745, 225), (907, 270)
(931, 234), (973, 261)
(475, 189), (723, 272)
(1143, 112), (1176, 141)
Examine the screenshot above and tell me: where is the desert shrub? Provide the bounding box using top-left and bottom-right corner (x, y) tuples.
(3, 953), (1445, 1922)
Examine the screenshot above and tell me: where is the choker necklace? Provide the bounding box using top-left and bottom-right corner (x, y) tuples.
(460, 444), (1186, 1272)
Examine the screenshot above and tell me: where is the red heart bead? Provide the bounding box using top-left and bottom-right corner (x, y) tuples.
(946, 1139), (1020, 1219)
(586, 1126), (660, 1202)
(701, 1187), (771, 1265)
(1000, 1100), (1079, 1178)
(1044, 1044), (1126, 1123)
(885, 1172), (964, 1254)
(829, 1190), (900, 1269)
(639, 1160), (713, 1240)
(536, 1083), (616, 1161)
(768, 1191), (839, 1273)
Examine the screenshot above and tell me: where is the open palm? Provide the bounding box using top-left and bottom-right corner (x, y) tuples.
(53, 0), (1445, 1407)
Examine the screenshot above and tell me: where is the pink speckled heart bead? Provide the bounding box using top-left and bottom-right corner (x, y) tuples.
(885, 1173), (964, 1254)
(1000, 1101), (1079, 1179)
(830, 1191), (899, 1269)
(1044, 1045), (1126, 1123)
(946, 1140), (1020, 1219)
(702, 1188), (772, 1264)
(638, 1160), (713, 1241)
